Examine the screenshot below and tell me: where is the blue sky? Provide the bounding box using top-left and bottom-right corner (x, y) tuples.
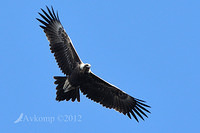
(1, 0), (200, 132)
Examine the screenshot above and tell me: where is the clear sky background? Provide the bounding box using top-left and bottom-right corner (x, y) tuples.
(0, 0), (199, 133)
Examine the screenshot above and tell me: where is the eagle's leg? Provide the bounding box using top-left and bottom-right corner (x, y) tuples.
(63, 79), (73, 92)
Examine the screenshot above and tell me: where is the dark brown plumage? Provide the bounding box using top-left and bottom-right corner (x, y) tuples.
(37, 6), (151, 122)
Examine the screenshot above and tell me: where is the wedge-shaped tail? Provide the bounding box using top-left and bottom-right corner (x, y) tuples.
(54, 76), (80, 102)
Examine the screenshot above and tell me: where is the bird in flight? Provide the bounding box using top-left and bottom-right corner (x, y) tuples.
(37, 6), (150, 122)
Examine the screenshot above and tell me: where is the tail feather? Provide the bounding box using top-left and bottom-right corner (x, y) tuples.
(54, 76), (80, 102)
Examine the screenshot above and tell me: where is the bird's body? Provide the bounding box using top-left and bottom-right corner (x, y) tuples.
(63, 63), (90, 93)
(37, 6), (150, 122)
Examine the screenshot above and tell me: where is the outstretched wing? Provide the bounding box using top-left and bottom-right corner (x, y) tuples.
(80, 72), (151, 122)
(37, 6), (82, 75)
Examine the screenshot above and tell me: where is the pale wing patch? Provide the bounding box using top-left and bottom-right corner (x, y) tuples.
(79, 63), (85, 70)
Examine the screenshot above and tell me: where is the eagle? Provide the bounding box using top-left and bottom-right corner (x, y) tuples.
(37, 6), (150, 122)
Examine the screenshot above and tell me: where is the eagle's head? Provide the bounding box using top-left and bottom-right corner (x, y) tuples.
(80, 63), (91, 73)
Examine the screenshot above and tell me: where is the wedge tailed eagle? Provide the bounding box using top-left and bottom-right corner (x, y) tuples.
(37, 6), (150, 122)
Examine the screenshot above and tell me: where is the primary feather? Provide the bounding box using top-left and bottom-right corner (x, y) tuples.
(37, 6), (82, 75)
